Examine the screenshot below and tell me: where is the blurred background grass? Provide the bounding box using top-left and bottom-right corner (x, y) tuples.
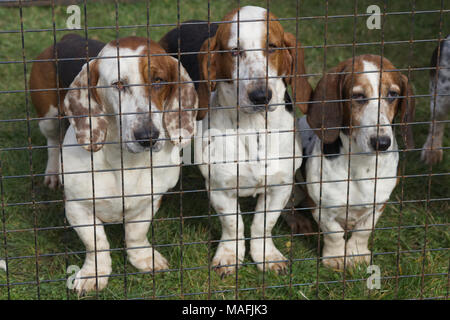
(0, 0), (448, 299)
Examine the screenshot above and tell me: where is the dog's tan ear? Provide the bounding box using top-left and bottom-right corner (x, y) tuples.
(164, 58), (198, 147)
(398, 74), (415, 149)
(282, 32), (312, 114)
(307, 63), (346, 144)
(63, 59), (108, 152)
(197, 36), (217, 120)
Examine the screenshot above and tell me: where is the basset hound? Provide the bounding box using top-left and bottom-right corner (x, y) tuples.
(287, 54), (415, 270)
(161, 6), (312, 275)
(421, 35), (449, 165)
(30, 35), (198, 294)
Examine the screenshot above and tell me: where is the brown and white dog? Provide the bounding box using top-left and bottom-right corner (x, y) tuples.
(161, 6), (312, 275)
(290, 54), (415, 270)
(30, 36), (198, 294)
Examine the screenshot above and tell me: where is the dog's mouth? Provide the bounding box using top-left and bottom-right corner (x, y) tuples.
(125, 140), (164, 154)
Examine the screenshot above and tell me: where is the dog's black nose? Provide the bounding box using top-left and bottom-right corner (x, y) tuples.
(370, 136), (391, 151)
(134, 127), (159, 148)
(248, 88), (272, 107)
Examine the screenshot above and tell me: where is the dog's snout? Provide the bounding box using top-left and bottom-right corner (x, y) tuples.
(134, 126), (160, 148)
(248, 88), (272, 107)
(370, 136), (391, 151)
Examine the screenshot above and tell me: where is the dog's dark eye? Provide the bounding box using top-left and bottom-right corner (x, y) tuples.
(112, 81), (126, 91)
(386, 91), (399, 103)
(231, 47), (243, 57)
(268, 43), (277, 53)
(351, 93), (366, 104)
(152, 77), (165, 88)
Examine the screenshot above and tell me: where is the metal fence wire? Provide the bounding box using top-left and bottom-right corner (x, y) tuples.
(0, 0), (448, 300)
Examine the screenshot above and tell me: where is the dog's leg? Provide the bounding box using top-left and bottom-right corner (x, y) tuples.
(421, 95), (449, 165)
(39, 105), (61, 189)
(314, 210), (348, 270)
(210, 189), (245, 277)
(66, 202), (112, 295)
(250, 185), (291, 274)
(125, 208), (168, 273)
(345, 209), (382, 267)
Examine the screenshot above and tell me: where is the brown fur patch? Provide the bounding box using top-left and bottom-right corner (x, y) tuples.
(30, 45), (67, 117)
(130, 37), (198, 143)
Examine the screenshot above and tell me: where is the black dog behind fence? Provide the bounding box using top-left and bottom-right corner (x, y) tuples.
(0, 0), (448, 300)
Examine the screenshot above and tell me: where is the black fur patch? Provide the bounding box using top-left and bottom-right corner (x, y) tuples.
(56, 34), (106, 88)
(322, 137), (342, 159)
(284, 91), (293, 113)
(159, 20), (219, 89)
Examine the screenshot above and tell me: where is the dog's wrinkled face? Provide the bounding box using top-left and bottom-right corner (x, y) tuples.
(222, 6), (285, 113)
(200, 6), (302, 114)
(97, 44), (165, 153)
(308, 55), (415, 153)
(343, 59), (400, 152)
(64, 37), (198, 153)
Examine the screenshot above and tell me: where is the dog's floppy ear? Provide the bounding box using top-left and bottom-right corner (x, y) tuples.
(63, 59), (108, 152)
(307, 63), (347, 144)
(398, 74), (415, 149)
(197, 36), (218, 120)
(282, 32), (313, 114)
(164, 58), (198, 147)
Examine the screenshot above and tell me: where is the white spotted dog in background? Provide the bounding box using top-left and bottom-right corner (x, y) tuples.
(288, 55), (415, 270)
(31, 36), (198, 294)
(161, 6), (312, 275)
(421, 35), (450, 165)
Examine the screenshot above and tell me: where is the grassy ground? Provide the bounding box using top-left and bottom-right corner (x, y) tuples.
(0, 0), (448, 300)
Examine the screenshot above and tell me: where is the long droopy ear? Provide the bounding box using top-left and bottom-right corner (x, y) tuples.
(282, 32), (313, 114)
(63, 59), (108, 152)
(307, 63), (346, 144)
(164, 59), (198, 147)
(197, 36), (217, 120)
(399, 74), (415, 149)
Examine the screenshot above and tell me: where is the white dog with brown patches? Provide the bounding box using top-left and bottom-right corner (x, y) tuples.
(31, 36), (198, 294)
(168, 6), (312, 275)
(292, 55), (415, 270)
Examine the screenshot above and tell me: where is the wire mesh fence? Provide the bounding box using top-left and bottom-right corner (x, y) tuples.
(0, 0), (448, 300)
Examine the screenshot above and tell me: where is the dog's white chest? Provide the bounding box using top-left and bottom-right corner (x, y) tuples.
(62, 127), (181, 222)
(196, 106), (302, 197)
(306, 139), (399, 224)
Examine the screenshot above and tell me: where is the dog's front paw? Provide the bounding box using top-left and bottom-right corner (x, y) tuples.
(421, 147), (443, 165)
(72, 266), (111, 296)
(322, 256), (346, 270)
(251, 246), (288, 274)
(212, 244), (244, 278)
(346, 246), (371, 266)
(44, 173), (60, 189)
(128, 249), (169, 272)
(322, 250), (370, 271)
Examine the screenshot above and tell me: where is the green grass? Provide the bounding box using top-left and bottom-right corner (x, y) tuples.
(0, 0), (449, 300)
